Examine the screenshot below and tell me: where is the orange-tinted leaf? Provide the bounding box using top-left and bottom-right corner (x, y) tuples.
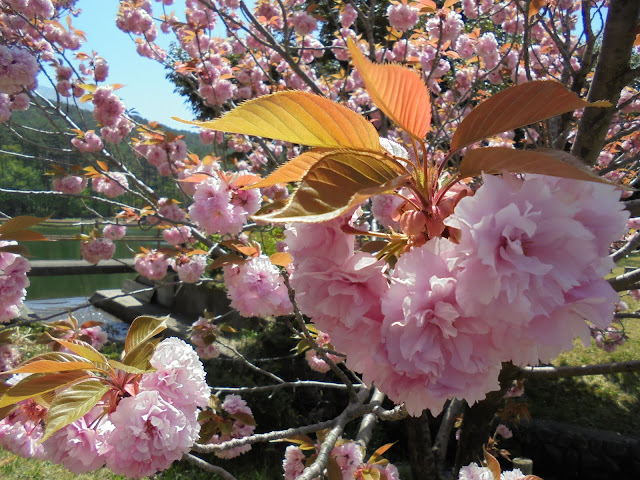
(180, 173), (212, 183)
(51, 338), (107, 364)
(173, 91), (380, 151)
(458, 147), (625, 187)
(483, 446), (501, 480)
(78, 83), (96, 93)
(254, 151), (407, 223)
(369, 442), (396, 464)
(0, 371), (88, 408)
(348, 38), (431, 140)
(0, 230), (49, 242)
(207, 254), (246, 270)
(450, 81), (612, 153)
(270, 252), (292, 267)
(10, 360), (95, 374)
(0, 244), (30, 256)
(124, 316), (167, 355)
(0, 215), (49, 234)
(231, 174), (261, 188)
(247, 150), (327, 189)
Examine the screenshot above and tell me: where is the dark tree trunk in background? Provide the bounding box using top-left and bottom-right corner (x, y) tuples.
(571, 0), (640, 165)
(453, 363), (520, 476)
(405, 411), (439, 480)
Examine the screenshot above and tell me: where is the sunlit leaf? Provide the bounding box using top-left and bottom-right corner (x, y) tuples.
(108, 359), (154, 374)
(0, 215), (49, 234)
(254, 151), (407, 223)
(180, 173), (213, 183)
(0, 230), (49, 242)
(348, 38), (431, 140)
(483, 446), (501, 480)
(42, 380), (109, 441)
(50, 338), (107, 365)
(450, 81), (612, 153)
(9, 360), (95, 374)
(0, 244), (30, 256)
(246, 150), (327, 189)
(327, 457), (343, 480)
(368, 442), (396, 464)
(124, 316), (167, 355)
(458, 147), (626, 187)
(173, 91), (380, 151)
(0, 371), (88, 408)
(121, 338), (160, 370)
(270, 252), (292, 267)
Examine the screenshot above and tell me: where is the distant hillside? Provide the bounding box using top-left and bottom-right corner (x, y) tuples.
(0, 100), (213, 218)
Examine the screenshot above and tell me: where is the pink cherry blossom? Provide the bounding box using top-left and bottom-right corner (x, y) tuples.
(331, 441), (363, 478)
(189, 316), (221, 360)
(0, 247), (31, 323)
(105, 390), (200, 479)
(81, 238), (115, 264)
(291, 11), (317, 36)
(162, 225), (194, 245)
(139, 337), (211, 410)
(134, 250), (170, 281)
(91, 171), (128, 198)
(0, 343), (21, 371)
(102, 223), (127, 240)
(79, 325), (108, 350)
(0, 45), (39, 94)
(223, 256), (292, 318)
(283, 445), (306, 480)
(173, 254), (206, 283)
(52, 175), (87, 194)
(71, 131), (103, 152)
(387, 4), (419, 32)
(43, 408), (113, 474)
(340, 3), (358, 28)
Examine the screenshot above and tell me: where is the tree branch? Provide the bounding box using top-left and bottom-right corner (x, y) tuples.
(521, 360), (640, 379)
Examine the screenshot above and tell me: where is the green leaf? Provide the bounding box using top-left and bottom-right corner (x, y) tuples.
(173, 91), (381, 152)
(253, 151), (407, 223)
(458, 147), (624, 187)
(108, 359), (154, 374)
(42, 380), (109, 441)
(0, 371), (88, 408)
(450, 81), (612, 153)
(124, 316), (167, 355)
(121, 338), (160, 370)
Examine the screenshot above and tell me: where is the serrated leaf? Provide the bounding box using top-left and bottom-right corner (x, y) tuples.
(458, 147), (625, 187)
(253, 151), (407, 223)
(269, 252), (292, 267)
(108, 359), (154, 374)
(42, 380), (109, 441)
(0, 371), (88, 408)
(246, 150), (327, 189)
(483, 446), (501, 480)
(51, 338), (106, 365)
(124, 316), (167, 355)
(348, 38), (431, 140)
(173, 91), (380, 151)
(450, 81), (612, 153)
(10, 360), (96, 374)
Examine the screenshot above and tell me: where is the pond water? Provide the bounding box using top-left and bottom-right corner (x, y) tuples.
(25, 296), (129, 342)
(24, 223), (161, 300)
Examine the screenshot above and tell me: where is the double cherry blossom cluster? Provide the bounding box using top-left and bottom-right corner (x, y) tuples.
(0, 242), (31, 323)
(284, 172), (628, 415)
(0, 338), (211, 479)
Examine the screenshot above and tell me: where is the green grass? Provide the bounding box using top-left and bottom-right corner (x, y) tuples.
(525, 285), (640, 436)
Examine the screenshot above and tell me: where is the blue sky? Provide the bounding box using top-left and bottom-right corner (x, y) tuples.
(47, 0), (218, 129)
